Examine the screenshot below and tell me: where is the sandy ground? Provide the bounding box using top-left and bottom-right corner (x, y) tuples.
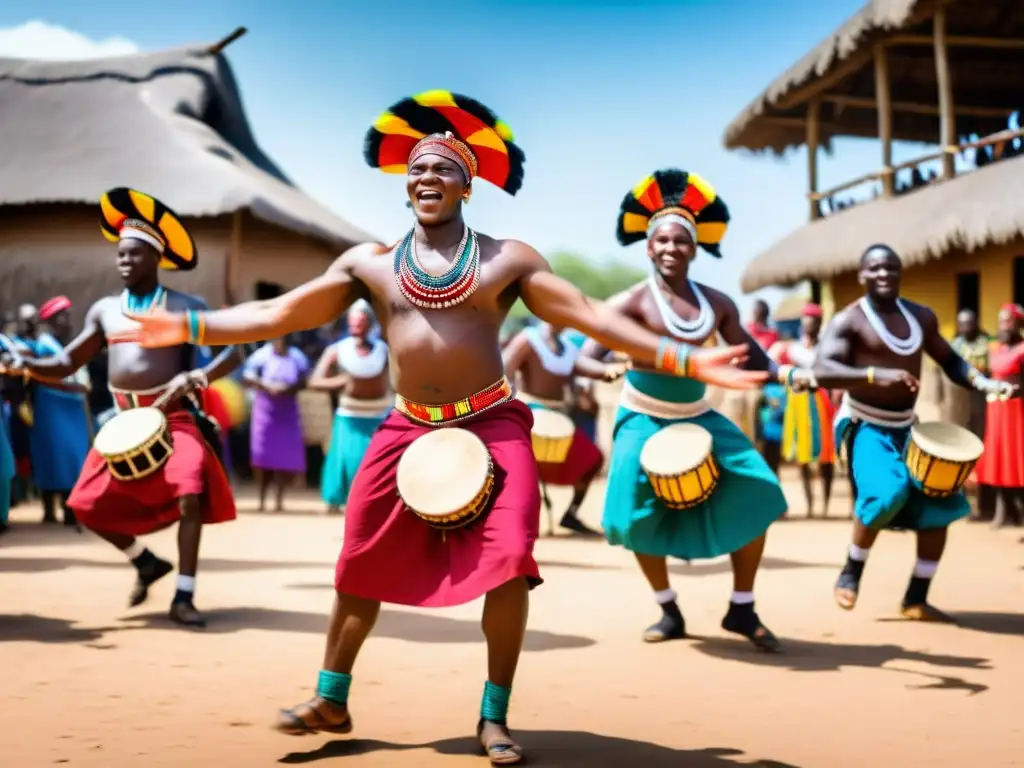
(1, 469), (1022, 768)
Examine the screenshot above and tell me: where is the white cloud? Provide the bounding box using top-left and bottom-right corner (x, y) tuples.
(0, 20), (139, 61)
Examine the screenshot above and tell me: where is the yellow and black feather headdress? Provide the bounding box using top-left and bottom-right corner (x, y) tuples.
(616, 168), (729, 257)
(364, 90), (525, 195)
(99, 188), (197, 271)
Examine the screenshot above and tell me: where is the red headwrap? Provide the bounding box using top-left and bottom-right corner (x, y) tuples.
(1000, 303), (1024, 320)
(801, 303), (823, 318)
(39, 295), (71, 321)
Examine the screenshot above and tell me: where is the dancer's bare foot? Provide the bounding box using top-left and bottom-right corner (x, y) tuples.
(478, 718), (523, 765)
(900, 603), (957, 623)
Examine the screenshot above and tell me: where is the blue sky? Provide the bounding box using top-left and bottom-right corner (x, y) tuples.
(0, 1), (939, 317)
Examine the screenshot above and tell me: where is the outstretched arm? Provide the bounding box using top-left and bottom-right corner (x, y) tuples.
(516, 249), (766, 390)
(501, 331), (531, 379)
(11, 302), (106, 383)
(815, 309), (919, 391)
(922, 308), (1013, 396)
(308, 344), (349, 392)
(108, 244), (378, 348)
(572, 355), (626, 382)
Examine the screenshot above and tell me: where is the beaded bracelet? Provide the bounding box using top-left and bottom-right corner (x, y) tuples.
(185, 309), (207, 346)
(655, 338), (693, 377)
(866, 366), (875, 385)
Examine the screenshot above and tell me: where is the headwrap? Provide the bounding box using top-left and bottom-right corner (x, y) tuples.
(99, 188), (197, 271)
(364, 90), (526, 195)
(39, 296), (71, 321)
(616, 168), (730, 257)
(802, 303), (823, 319)
(999, 303), (1024, 321)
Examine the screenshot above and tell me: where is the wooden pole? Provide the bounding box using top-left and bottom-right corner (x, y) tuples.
(226, 210), (242, 305)
(207, 27), (248, 55)
(807, 97), (821, 220)
(934, 8), (956, 178)
(874, 43), (894, 196)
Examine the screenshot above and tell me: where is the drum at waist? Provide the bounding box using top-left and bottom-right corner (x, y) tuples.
(397, 427), (494, 531)
(93, 406), (174, 481)
(639, 422), (719, 510)
(530, 407), (575, 464)
(904, 421), (983, 498)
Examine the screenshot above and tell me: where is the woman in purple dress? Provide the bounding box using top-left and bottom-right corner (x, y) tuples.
(243, 337), (310, 511)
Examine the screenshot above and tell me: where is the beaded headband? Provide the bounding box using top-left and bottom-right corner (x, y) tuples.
(409, 132), (478, 181)
(119, 218), (166, 253)
(646, 208), (697, 242)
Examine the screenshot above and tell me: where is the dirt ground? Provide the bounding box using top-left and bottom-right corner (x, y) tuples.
(1, 468), (1022, 768)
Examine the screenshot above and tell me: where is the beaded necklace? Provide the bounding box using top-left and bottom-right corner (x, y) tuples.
(857, 296), (922, 356)
(394, 226), (481, 309)
(648, 275), (717, 342)
(121, 285), (167, 316)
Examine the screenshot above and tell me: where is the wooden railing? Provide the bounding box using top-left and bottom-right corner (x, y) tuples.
(807, 127), (1024, 203)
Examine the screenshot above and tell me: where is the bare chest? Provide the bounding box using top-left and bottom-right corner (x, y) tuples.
(635, 288), (722, 347)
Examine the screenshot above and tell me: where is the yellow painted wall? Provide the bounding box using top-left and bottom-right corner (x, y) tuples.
(826, 237), (1023, 339)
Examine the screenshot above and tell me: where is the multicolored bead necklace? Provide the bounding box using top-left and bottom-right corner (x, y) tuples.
(394, 226), (481, 309)
(121, 284), (167, 316)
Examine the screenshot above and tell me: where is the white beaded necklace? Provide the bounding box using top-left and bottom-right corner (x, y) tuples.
(858, 296), (923, 356)
(647, 274), (716, 342)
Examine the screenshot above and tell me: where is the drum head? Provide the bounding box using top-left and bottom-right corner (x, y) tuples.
(531, 408), (575, 439)
(640, 423), (714, 475)
(397, 428), (491, 518)
(94, 407), (166, 455)
(911, 421), (984, 463)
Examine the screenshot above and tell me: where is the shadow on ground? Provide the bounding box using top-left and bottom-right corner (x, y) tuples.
(668, 556), (836, 576)
(0, 556), (332, 575)
(877, 610), (1024, 637)
(278, 731), (802, 767)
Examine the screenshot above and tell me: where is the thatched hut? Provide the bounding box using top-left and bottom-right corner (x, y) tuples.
(724, 0), (1024, 339)
(0, 30), (375, 325)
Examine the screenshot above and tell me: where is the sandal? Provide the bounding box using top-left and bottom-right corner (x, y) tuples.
(834, 570), (860, 611)
(900, 603), (957, 624)
(721, 605), (783, 653)
(128, 557), (174, 607)
(477, 718), (523, 765)
(275, 697), (353, 736)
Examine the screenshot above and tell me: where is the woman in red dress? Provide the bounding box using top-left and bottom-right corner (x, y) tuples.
(975, 303), (1024, 528)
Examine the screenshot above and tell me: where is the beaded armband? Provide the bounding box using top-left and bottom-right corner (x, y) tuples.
(655, 338), (694, 377)
(185, 309), (207, 346)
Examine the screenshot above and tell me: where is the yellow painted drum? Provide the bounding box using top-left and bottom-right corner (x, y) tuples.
(93, 406), (174, 481)
(640, 423), (719, 510)
(530, 408), (575, 464)
(397, 427), (494, 530)
(905, 421), (984, 498)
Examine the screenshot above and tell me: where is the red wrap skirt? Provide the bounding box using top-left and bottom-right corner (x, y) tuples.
(537, 427), (603, 486)
(975, 396), (1024, 488)
(335, 398), (542, 607)
(68, 396), (236, 536)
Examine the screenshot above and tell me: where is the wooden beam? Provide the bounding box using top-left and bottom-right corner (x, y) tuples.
(207, 27), (248, 55)
(889, 33), (1024, 50)
(822, 94), (1012, 120)
(933, 9), (956, 178)
(807, 97), (821, 220)
(874, 43), (894, 196)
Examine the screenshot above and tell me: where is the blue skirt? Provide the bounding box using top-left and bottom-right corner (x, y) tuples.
(837, 416), (970, 530)
(322, 411), (386, 507)
(603, 406), (787, 560)
(30, 387), (91, 492)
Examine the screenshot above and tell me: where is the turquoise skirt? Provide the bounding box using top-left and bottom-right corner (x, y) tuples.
(603, 406), (787, 560)
(321, 411), (386, 507)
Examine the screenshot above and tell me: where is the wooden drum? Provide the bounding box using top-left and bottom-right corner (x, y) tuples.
(531, 408), (575, 464)
(93, 406), (175, 481)
(905, 421), (984, 498)
(397, 427), (495, 530)
(640, 423), (719, 510)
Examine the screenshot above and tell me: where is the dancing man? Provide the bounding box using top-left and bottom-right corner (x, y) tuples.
(584, 168), (854, 652)
(310, 300), (391, 514)
(819, 244), (1013, 621)
(503, 321), (624, 536)
(108, 92), (764, 764)
(768, 303), (835, 517)
(2, 189), (241, 627)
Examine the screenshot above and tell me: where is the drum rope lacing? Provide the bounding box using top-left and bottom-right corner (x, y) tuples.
(647, 275), (716, 343)
(857, 297), (922, 357)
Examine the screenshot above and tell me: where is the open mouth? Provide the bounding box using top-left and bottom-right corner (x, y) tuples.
(416, 190), (443, 202)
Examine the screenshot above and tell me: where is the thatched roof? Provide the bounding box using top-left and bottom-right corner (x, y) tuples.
(0, 42), (376, 250)
(740, 153), (1024, 291)
(723, 0), (1024, 154)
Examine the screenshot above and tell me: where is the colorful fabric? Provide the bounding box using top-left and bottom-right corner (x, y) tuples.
(395, 377), (513, 425)
(322, 406), (388, 507)
(758, 382), (786, 444)
(525, 402), (603, 487)
(616, 168), (730, 256)
(836, 415), (970, 530)
(245, 344), (310, 473)
(364, 90), (525, 195)
(334, 399), (541, 607)
(28, 333), (91, 492)
(99, 187), (197, 271)
(781, 388), (835, 465)
(39, 295), (71, 321)
(602, 371), (786, 560)
(0, 404), (14, 525)
(68, 407), (236, 536)
(951, 334), (990, 373)
(975, 341), (1024, 487)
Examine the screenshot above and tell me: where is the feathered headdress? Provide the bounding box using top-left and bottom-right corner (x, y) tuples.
(363, 90), (525, 195)
(616, 168), (730, 257)
(100, 187), (197, 271)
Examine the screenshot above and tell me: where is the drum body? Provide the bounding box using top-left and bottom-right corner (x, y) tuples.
(397, 427), (494, 530)
(905, 421), (984, 498)
(640, 422), (719, 510)
(530, 408), (575, 463)
(93, 407), (174, 481)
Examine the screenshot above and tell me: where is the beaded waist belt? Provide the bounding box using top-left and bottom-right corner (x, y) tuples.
(395, 377), (513, 426)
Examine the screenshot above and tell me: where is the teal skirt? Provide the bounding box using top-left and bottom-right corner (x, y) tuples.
(602, 407), (787, 560)
(321, 411), (386, 507)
